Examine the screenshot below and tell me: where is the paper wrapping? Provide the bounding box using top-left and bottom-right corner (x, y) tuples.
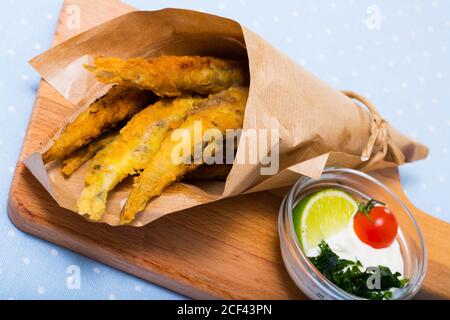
(25, 9), (428, 226)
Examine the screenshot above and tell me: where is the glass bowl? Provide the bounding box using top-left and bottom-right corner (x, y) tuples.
(278, 167), (427, 300)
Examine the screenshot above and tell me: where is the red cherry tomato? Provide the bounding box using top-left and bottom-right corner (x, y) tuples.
(353, 200), (398, 249)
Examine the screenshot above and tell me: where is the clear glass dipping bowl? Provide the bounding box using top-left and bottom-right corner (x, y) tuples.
(278, 167), (427, 300)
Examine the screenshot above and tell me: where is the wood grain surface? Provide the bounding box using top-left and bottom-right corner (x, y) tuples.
(7, 0), (450, 299)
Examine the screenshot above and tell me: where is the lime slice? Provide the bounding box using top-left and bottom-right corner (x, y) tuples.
(293, 188), (358, 252)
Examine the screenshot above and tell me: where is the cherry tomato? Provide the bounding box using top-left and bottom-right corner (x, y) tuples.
(353, 200), (398, 249)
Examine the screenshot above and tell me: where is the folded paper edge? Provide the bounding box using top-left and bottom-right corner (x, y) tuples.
(23, 152), (57, 202)
(22, 8), (429, 228)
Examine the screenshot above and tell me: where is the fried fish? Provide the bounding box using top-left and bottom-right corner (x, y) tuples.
(120, 87), (248, 224)
(43, 86), (154, 163)
(85, 56), (249, 97)
(77, 95), (205, 221)
(61, 132), (118, 177)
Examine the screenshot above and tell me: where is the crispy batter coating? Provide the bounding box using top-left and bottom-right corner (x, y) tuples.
(77, 95), (204, 221)
(61, 132), (117, 177)
(43, 86), (154, 163)
(85, 56), (249, 97)
(120, 87), (248, 224)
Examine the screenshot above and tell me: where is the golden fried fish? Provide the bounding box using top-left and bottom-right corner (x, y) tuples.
(120, 87), (248, 224)
(77, 95), (205, 221)
(85, 56), (249, 97)
(43, 86), (154, 163)
(61, 132), (118, 177)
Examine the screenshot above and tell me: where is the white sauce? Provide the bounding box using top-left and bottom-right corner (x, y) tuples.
(307, 219), (404, 275)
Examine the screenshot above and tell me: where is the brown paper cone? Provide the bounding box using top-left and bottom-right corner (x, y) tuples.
(25, 9), (428, 226)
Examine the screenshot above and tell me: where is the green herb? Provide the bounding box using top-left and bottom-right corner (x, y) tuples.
(357, 198), (385, 221)
(309, 241), (408, 300)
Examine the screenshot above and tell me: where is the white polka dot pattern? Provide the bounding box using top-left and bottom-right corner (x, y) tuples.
(0, 0), (447, 299)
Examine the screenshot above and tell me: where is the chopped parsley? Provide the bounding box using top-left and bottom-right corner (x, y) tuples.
(309, 241), (408, 300)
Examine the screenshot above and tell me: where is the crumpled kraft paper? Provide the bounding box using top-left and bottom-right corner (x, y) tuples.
(25, 9), (428, 226)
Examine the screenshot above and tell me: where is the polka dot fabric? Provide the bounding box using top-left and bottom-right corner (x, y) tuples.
(0, 0), (448, 299)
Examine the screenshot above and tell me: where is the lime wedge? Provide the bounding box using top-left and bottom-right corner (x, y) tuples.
(293, 188), (358, 252)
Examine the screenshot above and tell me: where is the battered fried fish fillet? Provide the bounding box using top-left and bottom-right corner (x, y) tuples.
(85, 56), (249, 97)
(77, 95), (205, 221)
(120, 87), (248, 224)
(61, 132), (117, 177)
(43, 86), (154, 163)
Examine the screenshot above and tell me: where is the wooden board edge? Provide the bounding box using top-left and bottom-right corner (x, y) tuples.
(5, 0), (257, 297)
(7, 165), (218, 300)
(7, 0), (449, 300)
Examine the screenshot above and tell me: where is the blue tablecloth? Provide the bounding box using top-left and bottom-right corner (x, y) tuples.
(0, 0), (448, 300)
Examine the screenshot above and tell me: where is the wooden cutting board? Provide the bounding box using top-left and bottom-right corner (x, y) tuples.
(8, 0), (450, 299)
